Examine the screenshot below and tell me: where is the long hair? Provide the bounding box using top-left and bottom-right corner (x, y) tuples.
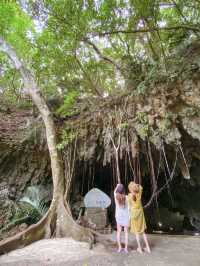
(128, 181), (139, 201)
(116, 184), (126, 206)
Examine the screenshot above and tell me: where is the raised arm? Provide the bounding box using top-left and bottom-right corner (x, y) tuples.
(114, 183), (120, 196)
(137, 185), (143, 200)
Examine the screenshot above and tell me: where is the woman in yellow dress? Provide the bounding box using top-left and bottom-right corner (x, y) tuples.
(128, 181), (151, 253)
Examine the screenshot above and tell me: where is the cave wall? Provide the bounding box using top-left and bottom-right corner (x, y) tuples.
(0, 109), (51, 200)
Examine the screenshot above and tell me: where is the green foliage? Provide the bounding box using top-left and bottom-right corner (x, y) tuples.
(1, 0), (200, 106)
(13, 202), (44, 226)
(56, 91), (79, 117)
(157, 117), (172, 135)
(180, 107), (200, 118)
(19, 186), (48, 219)
(135, 81), (147, 95)
(2, 186), (49, 228)
(57, 129), (77, 150)
(0, 2), (34, 107)
(0, 2), (34, 58)
(136, 111), (149, 124)
(118, 122), (129, 129)
(0, 196), (48, 235)
(157, 112), (177, 136)
(135, 124), (149, 140)
(135, 111), (149, 139)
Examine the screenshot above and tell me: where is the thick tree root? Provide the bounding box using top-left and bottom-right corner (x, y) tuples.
(0, 200), (95, 254)
(55, 199), (95, 248)
(0, 211), (49, 255)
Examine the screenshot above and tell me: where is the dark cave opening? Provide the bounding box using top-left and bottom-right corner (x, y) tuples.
(70, 153), (200, 235)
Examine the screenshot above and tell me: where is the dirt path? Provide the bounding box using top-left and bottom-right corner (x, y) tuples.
(0, 234), (200, 266)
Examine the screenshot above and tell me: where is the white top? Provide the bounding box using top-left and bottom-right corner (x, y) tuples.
(114, 192), (129, 226)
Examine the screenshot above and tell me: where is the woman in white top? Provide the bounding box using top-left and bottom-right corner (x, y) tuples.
(114, 183), (129, 253)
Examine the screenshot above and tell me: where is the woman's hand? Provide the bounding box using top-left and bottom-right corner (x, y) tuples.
(114, 183), (120, 194)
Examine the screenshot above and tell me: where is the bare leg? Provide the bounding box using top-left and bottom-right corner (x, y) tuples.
(135, 233), (143, 253)
(124, 226), (128, 252)
(116, 224), (122, 252)
(143, 233), (151, 253)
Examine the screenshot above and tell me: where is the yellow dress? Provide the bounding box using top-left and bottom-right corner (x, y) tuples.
(128, 186), (147, 234)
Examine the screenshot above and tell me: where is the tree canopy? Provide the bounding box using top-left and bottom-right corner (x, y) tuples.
(1, 0), (200, 110)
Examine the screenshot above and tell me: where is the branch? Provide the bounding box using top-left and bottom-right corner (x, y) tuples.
(90, 25), (200, 37)
(75, 55), (103, 97)
(0, 38), (22, 69)
(82, 38), (122, 72)
(0, 37), (36, 96)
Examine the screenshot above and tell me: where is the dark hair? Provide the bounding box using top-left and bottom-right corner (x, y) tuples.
(116, 184), (126, 206)
(116, 184), (125, 194)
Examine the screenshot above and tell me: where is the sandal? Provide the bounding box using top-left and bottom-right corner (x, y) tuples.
(123, 248), (128, 253)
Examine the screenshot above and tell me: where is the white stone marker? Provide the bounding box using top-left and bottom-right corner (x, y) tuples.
(84, 188), (111, 208)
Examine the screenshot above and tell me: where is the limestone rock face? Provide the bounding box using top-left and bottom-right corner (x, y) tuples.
(182, 117), (200, 141)
(0, 109), (51, 200)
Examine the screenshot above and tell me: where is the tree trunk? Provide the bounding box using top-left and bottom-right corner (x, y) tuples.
(0, 37), (93, 255)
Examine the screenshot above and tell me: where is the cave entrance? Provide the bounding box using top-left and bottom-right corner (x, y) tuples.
(71, 158), (134, 229)
(70, 153), (200, 236)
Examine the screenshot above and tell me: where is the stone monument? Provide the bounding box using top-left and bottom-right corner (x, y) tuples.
(83, 188), (111, 232)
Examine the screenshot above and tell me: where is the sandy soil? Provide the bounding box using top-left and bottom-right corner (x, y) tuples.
(0, 233), (200, 266)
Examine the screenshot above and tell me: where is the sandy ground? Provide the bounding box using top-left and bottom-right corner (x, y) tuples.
(0, 233), (200, 266)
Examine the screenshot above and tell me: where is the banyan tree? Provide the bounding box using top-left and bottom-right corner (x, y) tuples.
(1, 0), (200, 255)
